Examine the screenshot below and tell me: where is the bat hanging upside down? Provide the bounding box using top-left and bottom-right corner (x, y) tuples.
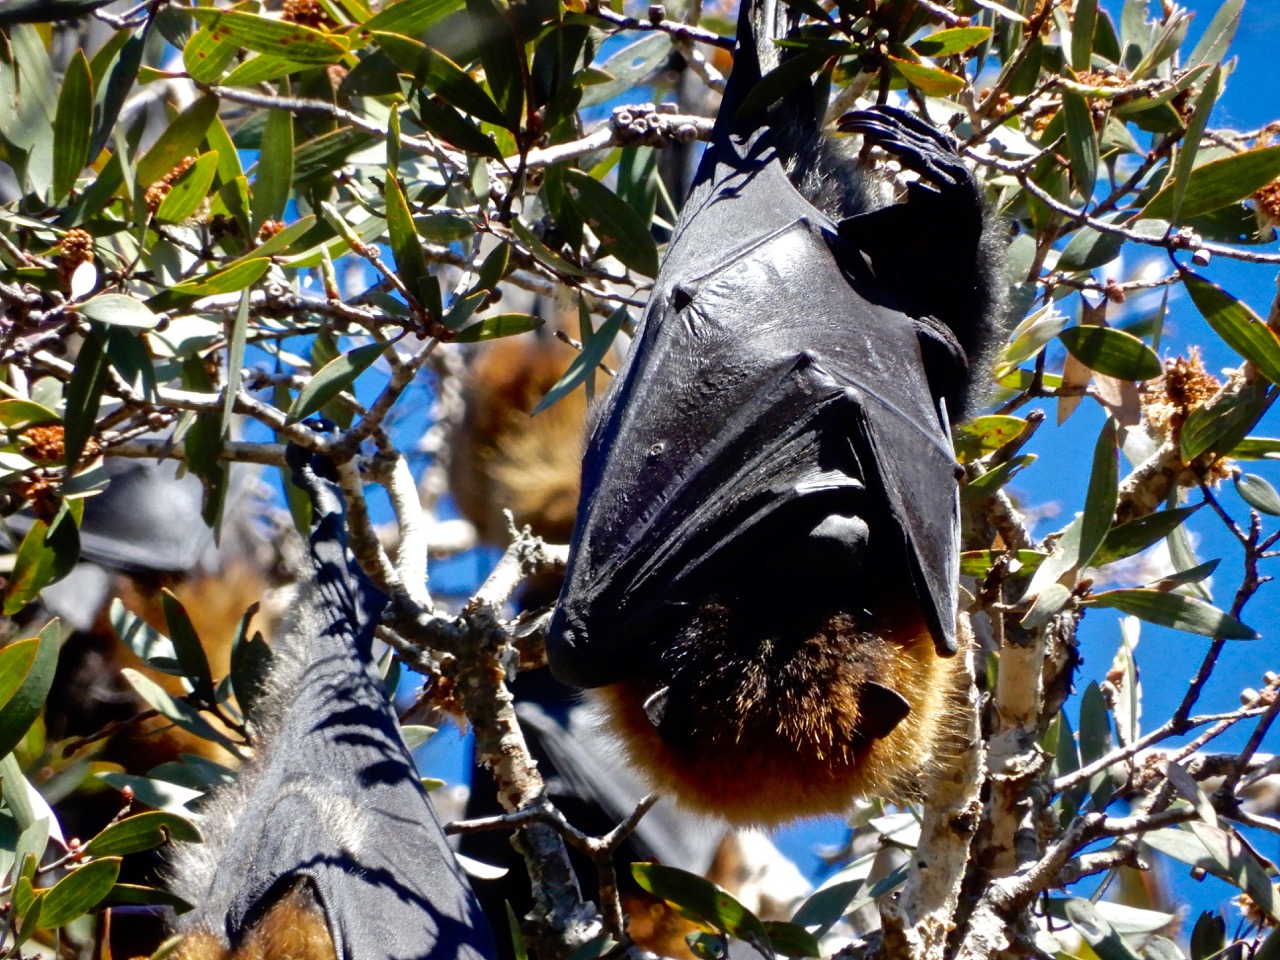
(546, 0), (1006, 825)
(168, 446), (495, 960)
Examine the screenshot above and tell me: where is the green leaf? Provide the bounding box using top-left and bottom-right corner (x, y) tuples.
(1189, 912), (1225, 960)
(632, 863), (772, 954)
(532, 305), (626, 415)
(1061, 92), (1098, 199)
(1083, 589), (1257, 639)
(251, 109), (294, 232)
(152, 150), (217, 224)
(453, 313), (543, 343)
(953, 415), (1028, 463)
(1150, 61), (1220, 214)
(888, 56), (965, 96)
(64, 326), (108, 470)
(83, 812), (201, 858)
(359, 0), (463, 42)
(37, 857), (120, 928)
(579, 33), (673, 108)
(465, 0), (523, 129)
(473, 240), (510, 296)
(1093, 505), (1201, 566)
(4, 508), (80, 616)
(183, 19), (240, 83)
(160, 590), (217, 703)
(509, 218), (588, 276)
(89, 29), (143, 162)
(77, 293), (160, 330)
(1058, 222), (1125, 272)
(407, 40), (511, 129)
(185, 7), (347, 61)
(1187, 0), (1243, 66)
(1071, 0), (1097, 71)
(1232, 436), (1280, 460)
(912, 26), (992, 57)
(168, 257), (272, 298)
(960, 454), (1036, 503)
(564, 170), (659, 277)
(1147, 146), (1280, 223)
(959, 549), (1046, 578)
(414, 213), (475, 243)
(1059, 326), (1162, 381)
(52, 49), (92, 201)
(736, 51), (827, 118)
(120, 669), (240, 751)
(221, 289), (250, 435)
(384, 176), (430, 309)
(230, 607), (272, 728)
(415, 94), (502, 159)
(1180, 385), (1272, 463)
(1078, 419), (1119, 570)
(287, 342), (387, 423)
(110, 599), (180, 674)
(136, 96), (220, 193)
(1061, 899), (1143, 960)
(761, 921), (821, 958)
(222, 53), (312, 87)
(103, 884), (193, 913)
(1183, 272), (1280, 385)
(0, 623), (58, 759)
(0, 400), (58, 429)
(0, 627), (56, 762)
(789, 880), (862, 939)
(1234, 473), (1280, 516)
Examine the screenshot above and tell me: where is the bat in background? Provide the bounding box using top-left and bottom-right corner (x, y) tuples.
(168, 445), (495, 960)
(546, 0), (1006, 825)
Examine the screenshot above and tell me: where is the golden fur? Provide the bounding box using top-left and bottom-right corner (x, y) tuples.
(450, 334), (590, 546)
(172, 885), (335, 960)
(596, 604), (965, 825)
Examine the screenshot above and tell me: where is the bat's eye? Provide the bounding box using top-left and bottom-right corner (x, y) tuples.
(648, 441), (666, 458)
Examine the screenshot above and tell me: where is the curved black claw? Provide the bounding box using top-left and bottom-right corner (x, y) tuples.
(837, 105), (968, 190)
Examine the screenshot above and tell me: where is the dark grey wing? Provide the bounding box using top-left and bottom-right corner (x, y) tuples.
(194, 448), (495, 960)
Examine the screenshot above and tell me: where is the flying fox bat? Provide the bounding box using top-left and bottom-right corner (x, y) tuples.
(545, 0), (1004, 825)
(168, 446), (495, 960)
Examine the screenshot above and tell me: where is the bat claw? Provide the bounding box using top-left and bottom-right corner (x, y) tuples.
(837, 105), (968, 191)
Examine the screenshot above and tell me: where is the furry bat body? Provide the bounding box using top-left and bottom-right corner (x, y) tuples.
(546, 0), (1004, 824)
(169, 447), (495, 960)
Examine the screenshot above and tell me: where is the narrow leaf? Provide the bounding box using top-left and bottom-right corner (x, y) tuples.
(1183, 272), (1280, 385)
(453, 314), (543, 343)
(1093, 504), (1201, 566)
(1235, 473), (1280, 516)
(78, 293), (160, 330)
(888, 56), (965, 96)
(64, 326), (107, 470)
(52, 49), (92, 201)
(1084, 589), (1257, 639)
(251, 109), (294, 232)
(383, 176), (429, 308)
(83, 812), (200, 858)
(36, 858), (120, 928)
(1144, 144), (1280, 221)
(0, 622), (58, 759)
(1078, 419), (1119, 569)
(532, 305), (626, 414)
(287, 342), (387, 423)
(185, 8), (347, 62)
(155, 151), (218, 223)
(564, 170), (659, 277)
(1059, 325), (1162, 381)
